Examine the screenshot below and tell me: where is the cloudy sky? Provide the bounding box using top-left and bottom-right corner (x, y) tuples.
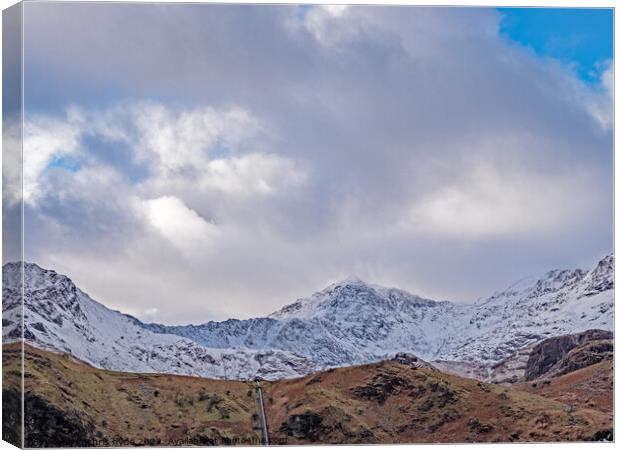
(2, 4), (613, 323)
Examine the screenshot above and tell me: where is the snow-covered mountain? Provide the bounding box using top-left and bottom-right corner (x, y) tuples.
(2, 255), (614, 380)
(144, 255), (613, 367)
(440, 255), (614, 363)
(1, 262), (320, 380)
(145, 280), (460, 367)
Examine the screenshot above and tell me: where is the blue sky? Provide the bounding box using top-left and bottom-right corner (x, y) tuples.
(499, 8), (613, 83)
(3, 5), (613, 323)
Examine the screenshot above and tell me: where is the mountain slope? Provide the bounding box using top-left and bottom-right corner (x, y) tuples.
(266, 358), (612, 444)
(435, 329), (614, 385)
(1, 263), (319, 380)
(145, 255), (614, 367)
(2, 343), (263, 447)
(449, 256), (614, 363)
(144, 280), (465, 367)
(516, 360), (614, 416)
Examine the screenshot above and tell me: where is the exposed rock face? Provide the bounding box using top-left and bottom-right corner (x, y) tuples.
(486, 344), (536, 384)
(524, 329), (613, 381)
(278, 407), (373, 444)
(430, 360), (490, 381)
(23, 392), (96, 448)
(436, 329), (615, 385)
(391, 353), (436, 371)
(540, 339), (613, 379)
(1, 388), (22, 447)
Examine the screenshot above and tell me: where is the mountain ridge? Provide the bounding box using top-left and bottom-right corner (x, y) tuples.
(2, 262), (320, 380)
(143, 254), (614, 366)
(2, 254), (614, 380)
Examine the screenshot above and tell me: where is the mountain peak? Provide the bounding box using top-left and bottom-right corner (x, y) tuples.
(2, 261), (69, 291)
(319, 276), (373, 294)
(269, 278), (438, 321)
(479, 254), (613, 306)
(592, 254), (613, 274)
(332, 276), (366, 285)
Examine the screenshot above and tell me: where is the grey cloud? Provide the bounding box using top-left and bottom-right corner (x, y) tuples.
(16, 4), (613, 323)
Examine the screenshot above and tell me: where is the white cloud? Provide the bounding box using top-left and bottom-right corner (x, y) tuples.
(141, 308), (160, 320)
(585, 62), (613, 130)
(140, 195), (219, 253)
(19, 100), (303, 210)
(201, 153), (306, 196)
(126, 103), (264, 174)
(11, 109), (84, 205)
(2, 119), (22, 207)
(302, 5), (359, 46)
(405, 163), (594, 238)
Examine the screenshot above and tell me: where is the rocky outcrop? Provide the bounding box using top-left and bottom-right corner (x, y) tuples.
(436, 329), (614, 385)
(391, 353), (436, 371)
(430, 360), (490, 381)
(524, 329), (613, 381)
(278, 407), (374, 444)
(486, 344), (536, 384)
(541, 339), (613, 379)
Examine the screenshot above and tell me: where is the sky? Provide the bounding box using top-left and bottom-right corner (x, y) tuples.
(2, 4), (613, 324)
(499, 8), (613, 83)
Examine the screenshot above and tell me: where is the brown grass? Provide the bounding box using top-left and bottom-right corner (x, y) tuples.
(515, 360), (613, 414)
(2, 343), (613, 446)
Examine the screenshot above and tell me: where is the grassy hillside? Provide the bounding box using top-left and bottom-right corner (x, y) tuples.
(265, 360), (612, 444)
(3, 343), (263, 447)
(2, 343), (613, 446)
(515, 359), (613, 415)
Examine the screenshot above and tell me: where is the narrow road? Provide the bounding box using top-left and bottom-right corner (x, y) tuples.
(255, 380), (270, 445)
